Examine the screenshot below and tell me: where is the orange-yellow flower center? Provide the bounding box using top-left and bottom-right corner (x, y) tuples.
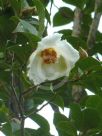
(41, 48), (57, 64)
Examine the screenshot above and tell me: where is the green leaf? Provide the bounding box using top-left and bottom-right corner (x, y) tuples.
(0, 15), (16, 43)
(15, 128), (51, 136)
(86, 95), (102, 119)
(59, 29), (86, 49)
(52, 95), (64, 110)
(54, 113), (77, 136)
(82, 108), (101, 131)
(32, 128), (51, 136)
(11, 119), (21, 133)
(0, 52), (4, 59)
(14, 19), (38, 36)
(70, 103), (83, 130)
(30, 114), (50, 132)
(2, 122), (13, 136)
(14, 128), (34, 136)
(45, 8), (51, 24)
(0, 112), (8, 124)
(0, 83), (8, 101)
(7, 42), (33, 64)
(0, 0), (3, 7)
(56, 82), (73, 107)
(72, 57), (102, 94)
(53, 7), (73, 26)
(21, 0), (29, 9)
(96, 31), (102, 42)
(81, 70), (102, 95)
(54, 112), (69, 126)
(84, 0), (95, 13)
(62, 0), (86, 8)
(34, 0), (45, 36)
(76, 57), (101, 71)
(40, 0), (50, 7)
(32, 88), (54, 99)
(23, 32), (40, 44)
(57, 121), (77, 136)
(0, 69), (11, 83)
(9, 0), (21, 15)
(24, 99), (34, 111)
(91, 42), (102, 55)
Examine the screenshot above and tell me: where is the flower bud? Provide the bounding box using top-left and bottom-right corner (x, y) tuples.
(79, 47), (88, 59)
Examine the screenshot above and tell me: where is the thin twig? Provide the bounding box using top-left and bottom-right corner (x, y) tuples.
(21, 117), (25, 136)
(11, 53), (22, 116)
(11, 52), (25, 136)
(25, 99), (53, 118)
(22, 79), (77, 97)
(24, 77), (85, 118)
(22, 85), (37, 96)
(87, 0), (102, 49)
(45, 0), (53, 29)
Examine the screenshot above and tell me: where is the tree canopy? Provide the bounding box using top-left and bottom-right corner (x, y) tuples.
(0, 0), (102, 136)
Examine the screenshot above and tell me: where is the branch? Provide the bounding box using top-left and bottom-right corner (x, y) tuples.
(22, 79), (76, 97)
(11, 53), (23, 117)
(24, 78), (85, 118)
(87, 0), (102, 49)
(72, 7), (86, 104)
(21, 117), (25, 136)
(22, 85), (37, 96)
(25, 100), (52, 118)
(72, 7), (82, 37)
(10, 52), (25, 136)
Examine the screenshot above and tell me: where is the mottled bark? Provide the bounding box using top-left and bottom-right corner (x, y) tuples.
(72, 7), (82, 37)
(87, 0), (102, 48)
(72, 7), (84, 103)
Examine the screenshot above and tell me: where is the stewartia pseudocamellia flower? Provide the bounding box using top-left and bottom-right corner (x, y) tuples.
(27, 33), (79, 85)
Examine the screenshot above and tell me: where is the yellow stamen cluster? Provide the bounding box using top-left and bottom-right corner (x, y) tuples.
(41, 48), (57, 64)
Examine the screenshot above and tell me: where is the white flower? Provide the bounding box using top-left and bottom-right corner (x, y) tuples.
(27, 33), (79, 85)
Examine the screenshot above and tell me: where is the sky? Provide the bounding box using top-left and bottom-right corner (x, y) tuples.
(0, 0), (102, 135)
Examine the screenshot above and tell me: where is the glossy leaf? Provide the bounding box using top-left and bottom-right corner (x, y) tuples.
(52, 95), (64, 110)
(62, 0), (86, 8)
(30, 114), (50, 132)
(14, 19), (38, 36)
(34, 0), (45, 36)
(82, 108), (101, 131)
(54, 113), (77, 136)
(53, 7), (73, 26)
(86, 95), (102, 119)
(70, 103), (83, 130)
(15, 128), (51, 136)
(9, 0), (21, 15)
(0, 0), (102, 135)
(2, 123), (13, 136)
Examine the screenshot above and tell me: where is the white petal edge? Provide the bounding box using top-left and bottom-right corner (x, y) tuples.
(37, 33), (63, 50)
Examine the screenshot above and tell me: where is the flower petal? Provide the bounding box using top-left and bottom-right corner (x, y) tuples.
(27, 53), (46, 85)
(41, 56), (67, 80)
(38, 33), (63, 49)
(54, 39), (79, 76)
(27, 33), (80, 85)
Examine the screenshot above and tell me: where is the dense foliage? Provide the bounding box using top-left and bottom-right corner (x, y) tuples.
(0, 0), (102, 136)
